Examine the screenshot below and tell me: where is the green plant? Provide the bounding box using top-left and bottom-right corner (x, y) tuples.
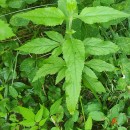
(1, 0), (130, 129)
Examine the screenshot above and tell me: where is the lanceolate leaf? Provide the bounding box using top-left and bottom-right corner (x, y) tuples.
(0, 20), (15, 41)
(17, 38), (60, 54)
(17, 7), (65, 26)
(83, 66), (97, 79)
(86, 59), (115, 72)
(63, 38), (85, 114)
(78, 6), (129, 24)
(45, 31), (64, 43)
(83, 74), (106, 93)
(33, 57), (65, 82)
(84, 38), (119, 55)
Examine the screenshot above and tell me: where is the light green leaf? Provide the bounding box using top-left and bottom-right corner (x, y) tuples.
(25, 0), (38, 4)
(89, 111), (105, 121)
(52, 46), (62, 57)
(0, 0), (7, 7)
(78, 6), (129, 24)
(85, 116), (92, 130)
(39, 118), (47, 126)
(17, 38), (60, 54)
(35, 106), (43, 122)
(33, 57), (65, 82)
(117, 113), (127, 126)
(118, 127), (127, 130)
(20, 120), (35, 127)
(45, 31), (64, 43)
(50, 98), (62, 115)
(56, 67), (66, 84)
(84, 38), (119, 55)
(17, 106), (35, 121)
(0, 20), (15, 41)
(17, 7), (65, 26)
(83, 66), (97, 79)
(86, 59), (115, 72)
(63, 38), (85, 114)
(83, 74), (106, 93)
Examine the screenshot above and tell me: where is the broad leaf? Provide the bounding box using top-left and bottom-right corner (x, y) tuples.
(84, 38), (119, 55)
(0, 20), (15, 41)
(86, 59), (115, 72)
(20, 120), (35, 127)
(45, 31), (64, 43)
(78, 6), (129, 24)
(63, 38), (85, 114)
(17, 7), (65, 26)
(33, 57), (65, 82)
(89, 111), (105, 121)
(17, 38), (60, 54)
(16, 106), (35, 121)
(83, 74), (106, 93)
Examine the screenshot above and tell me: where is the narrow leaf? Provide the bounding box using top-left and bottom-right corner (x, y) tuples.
(84, 38), (119, 55)
(85, 116), (92, 130)
(86, 59), (115, 72)
(17, 38), (60, 54)
(79, 6), (129, 24)
(45, 31), (64, 43)
(0, 20), (15, 41)
(56, 67), (66, 84)
(83, 74), (106, 93)
(63, 38), (85, 114)
(17, 7), (65, 26)
(35, 106), (43, 122)
(83, 66), (97, 79)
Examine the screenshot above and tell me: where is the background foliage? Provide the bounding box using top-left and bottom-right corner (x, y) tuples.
(0, 0), (130, 130)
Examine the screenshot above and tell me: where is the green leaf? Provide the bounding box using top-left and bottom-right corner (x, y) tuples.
(115, 37), (130, 55)
(85, 116), (92, 130)
(89, 111), (105, 121)
(0, 20), (15, 41)
(8, 0), (24, 8)
(10, 15), (29, 26)
(33, 57), (65, 82)
(56, 67), (66, 84)
(52, 46), (62, 57)
(16, 106), (35, 121)
(51, 127), (60, 130)
(118, 127), (127, 130)
(25, 0), (38, 4)
(117, 113), (127, 126)
(63, 38), (85, 114)
(19, 120), (35, 127)
(0, 0), (7, 7)
(83, 74), (106, 93)
(50, 98), (62, 115)
(17, 38), (60, 54)
(9, 86), (18, 98)
(45, 31), (64, 43)
(39, 118), (47, 126)
(83, 66), (97, 79)
(83, 38), (119, 55)
(86, 59), (115, 72)
(17, 7), (65, 26)
(35, 106), (43, 122)
(78, 6), (129, 24)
